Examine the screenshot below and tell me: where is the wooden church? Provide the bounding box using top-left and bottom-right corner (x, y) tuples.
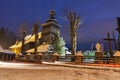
(9, 10), (65, 56)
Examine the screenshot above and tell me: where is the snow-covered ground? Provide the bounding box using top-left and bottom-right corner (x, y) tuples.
(0, 62), (120, 80)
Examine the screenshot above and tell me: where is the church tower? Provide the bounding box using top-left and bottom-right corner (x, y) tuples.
(41, 10), (61, 44)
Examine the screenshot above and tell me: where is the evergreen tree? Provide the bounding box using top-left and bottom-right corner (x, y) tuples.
(0, 27), (17, 49)
(53, 32), (66, 56)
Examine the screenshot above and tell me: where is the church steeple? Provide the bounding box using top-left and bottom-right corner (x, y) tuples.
(41, 10), (61, 44)
(46, 10), (58, 23)
(49, 10), (56, 19)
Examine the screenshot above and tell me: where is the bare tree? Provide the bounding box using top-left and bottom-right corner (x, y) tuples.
(17, 22), (28, 55)
(64, 11), (80, 61)
(31, 23), (39, 58)
(17, 22), (28, 39)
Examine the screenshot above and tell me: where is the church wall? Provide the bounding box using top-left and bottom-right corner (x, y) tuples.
(24, 42), (35, 52)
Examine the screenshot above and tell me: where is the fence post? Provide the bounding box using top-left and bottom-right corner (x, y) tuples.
(26, 53), (31, 60)
(53, 52), (59, 62)
(113, 51), (120, 64)
(37, 53), (42, 61)
(75, 51), (83, 64)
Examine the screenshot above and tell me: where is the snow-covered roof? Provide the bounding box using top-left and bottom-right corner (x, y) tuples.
(64, 47), (68, 50)
(114, 51), (120, 56)
(0, 46), (4, 52)
(66, 51), (71, 54)
(53, 52), (59, 56)
(26, 53), (31, 55)
(25, 32), (41, 44)
(37, 53), (42, 55)
(76, 51), (83, 56)
(9, 32), (41, 49)
(4, 49), (14, 53)
(9, 41), (22, 49)
(26, 44), (50, 53)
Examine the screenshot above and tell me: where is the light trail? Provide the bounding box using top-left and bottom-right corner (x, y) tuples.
(0, 61), (49, 69)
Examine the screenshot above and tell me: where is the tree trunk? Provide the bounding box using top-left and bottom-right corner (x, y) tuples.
(71, 31), (76, 61)
(69, 12), (77, 61)
(118, 34), (120, 51)
(34, 32), (38, 58)
(21, 31), (26, 55)
(73, 32), (76, 55)
(33, 24), (39, 59)
(112, 31), (118, 50)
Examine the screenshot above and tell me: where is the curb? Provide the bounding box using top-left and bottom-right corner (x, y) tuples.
(42, 62), (120, 72)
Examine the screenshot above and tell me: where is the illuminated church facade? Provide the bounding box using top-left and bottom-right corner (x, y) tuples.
(9, 10), (66, 56)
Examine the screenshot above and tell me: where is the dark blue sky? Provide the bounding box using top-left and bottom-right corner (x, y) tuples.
(0, 0), (120, 50)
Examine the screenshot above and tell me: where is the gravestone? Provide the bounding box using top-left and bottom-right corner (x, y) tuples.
(26, 53), (31, 60)
(37, 53), (42, 60)
(52, 52), (58, 62)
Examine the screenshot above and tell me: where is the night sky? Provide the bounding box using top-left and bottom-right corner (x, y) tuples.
(0, 0), (120, 50)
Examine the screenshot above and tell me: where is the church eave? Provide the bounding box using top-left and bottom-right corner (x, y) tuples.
(41, 22), (61, 28)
